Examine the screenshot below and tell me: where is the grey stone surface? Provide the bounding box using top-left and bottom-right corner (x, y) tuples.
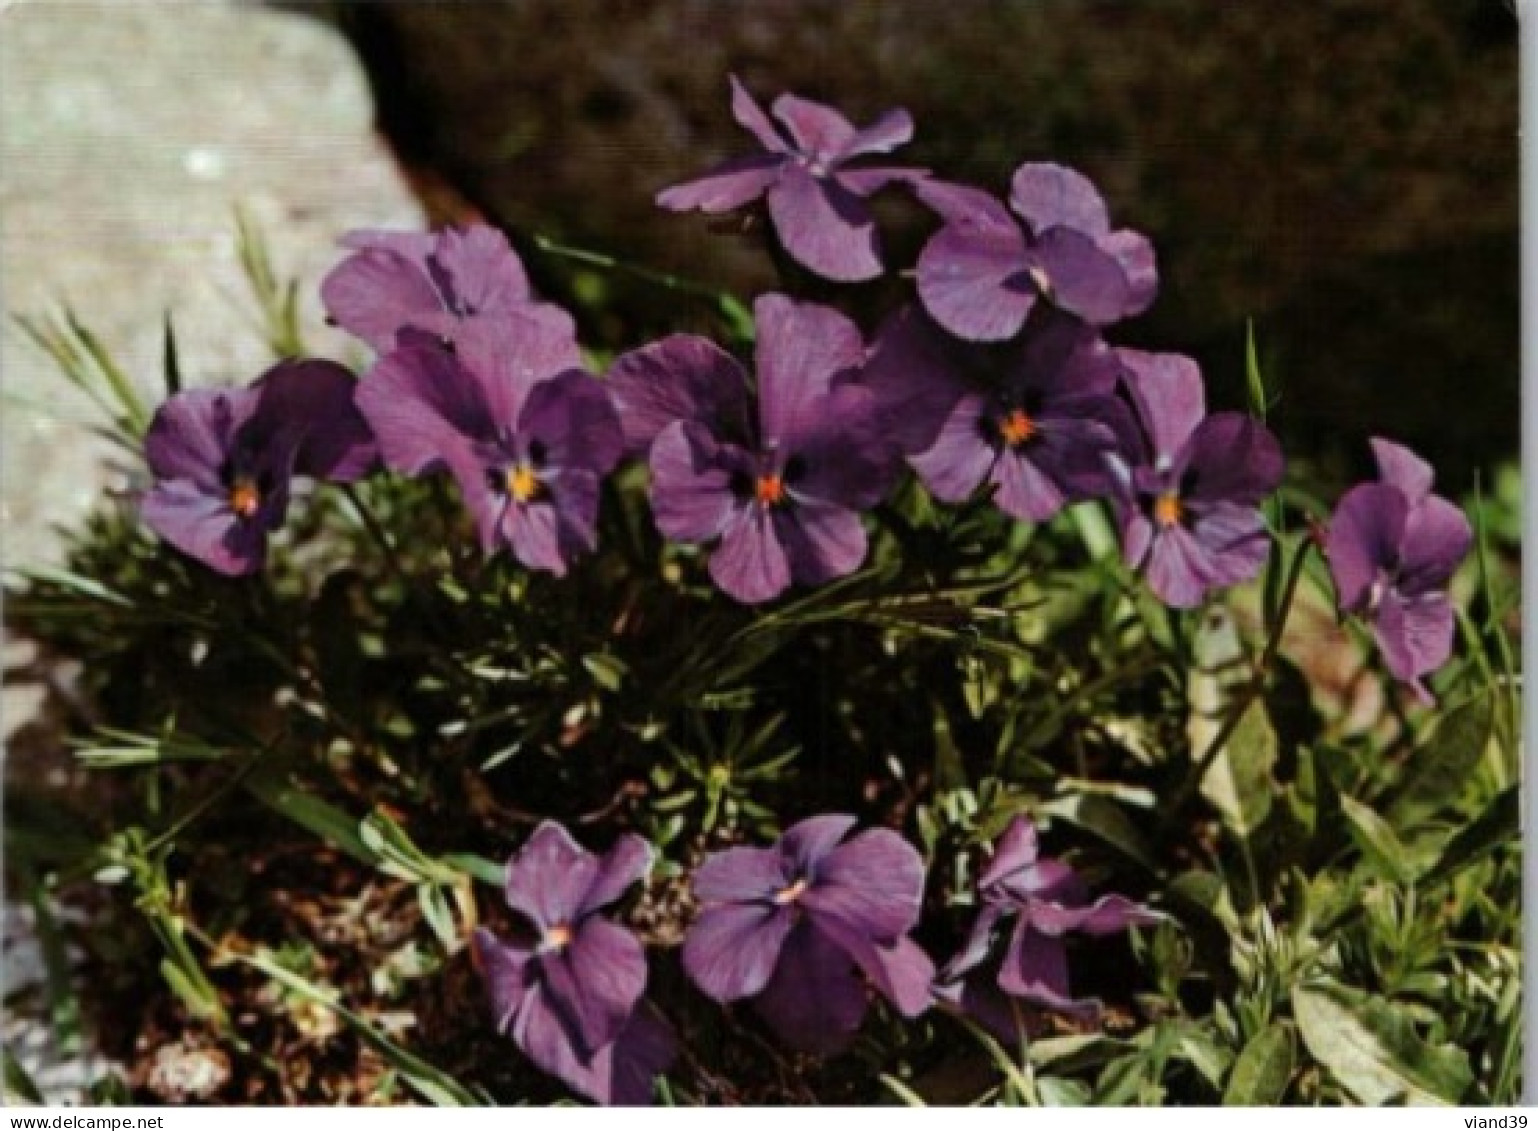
(1, 0), (421, 1100)
(1, 0), (421, 575)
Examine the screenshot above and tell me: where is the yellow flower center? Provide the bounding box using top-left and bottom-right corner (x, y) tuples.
(772, 877), (809, 905)
(228, 479), (261, 519)
(755, 474), (786, 507)
(998, 409), (1037, 447)
(1153, 491), (1183, 528)
(506, 464), (541, 503)
(543, 923), (573, 950)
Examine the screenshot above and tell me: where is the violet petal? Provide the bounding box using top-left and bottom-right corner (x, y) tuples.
(1008, 163), (1110, 239)
(750, 921), (868, 1056)
(605, 334), (752, 456)
(681, 903), (795, 1002)
(709, 504), (793, 604)
(539, 917), (648, 1059)
(765, 163), (883, 282)
(505, 822), (602, 934)
(916, 219), (1035, 342)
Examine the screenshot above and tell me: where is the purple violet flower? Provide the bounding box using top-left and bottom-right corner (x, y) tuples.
(607, 295), (899, 604)
(473, 822), (675, 1106)
(862, 305), (1131, 522)
(682, 814), (934, 1056)
(141, 359), (376, 576)
(913, 165), (1157, 340)
(936, 816), (1158, 1042)
(1107, 350), (1284, 609)
(656, 76), (925, 282)
(355, 313), (623, 576)
(321, 223), (574, 354)
(1325, 438), (1472, 703)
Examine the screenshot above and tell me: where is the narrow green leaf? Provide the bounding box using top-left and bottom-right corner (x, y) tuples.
(443, 852), (505, 887)
(159, 957), (221, 1022)
(1224, 1023), (1294, 1104)
(1093, 1051), (1150, 1105)
(1338, 794), (1418, 884)
(1422, 784), (1519, 885)
(1034, 1076), (1091, 1106)
(162, 312), (182, 396)
(3, 1047), (45, 1105)
(1176, 1028), (1231, 1091)
(240, 948), (478, 1106)
(1292, 984), (1473, 1105)
(26, 875), (82, 1054)
(1029, 1034), (1137, 1074)
(879, 1074), (928, 1107)
(63, 308), (148, 435)
(1244, 319), (1267, 421)
(244, 773), (375, 864)
(15, 566), (133, 608)
(417, 885), (458, 948)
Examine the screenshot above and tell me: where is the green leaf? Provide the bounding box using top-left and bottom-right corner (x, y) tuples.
(443, 852), (506, 887)
(1199, 700), (1277, 838)
(1029, 1033), (1135, 1075)
(1224, 1023), (1294, 1104)
(1040, 793), (1156, 870)
(162, 312), (182, 396)
(1292, 984), (1473, 1105)
(1093, 1051), (1152, 1105)
(418, 885), (458, 948)
(879, 1074), (928, 1107)
(3, 1046), (44, 1105)
(1338, 794), (1419, 884)
(240, 948), (478, 1106)
(1244, 319), (1267, 421)
(244, 772), (374, 864)
(1175, 1028), (1231, 1091)
(1387, 692), (1494, 830)
(1422, 784), (1519, 885)
(1034, 1076), (1090, 1106)
(159, 957), (222, 1022)
(62, 307), (149, 435)
(1188, 606), (1275, 837)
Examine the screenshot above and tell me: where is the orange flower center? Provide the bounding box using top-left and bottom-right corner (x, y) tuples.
(772, 877), (809, 905)
(228, 480), (261, 519)
(1153, 491), (1183, 528)
(998, 409), (1037, 447)
(506, 465), (541, 503)
(543, 923), (573, 950)
(755, 474), (786, 507)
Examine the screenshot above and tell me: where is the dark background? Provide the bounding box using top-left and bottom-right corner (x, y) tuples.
(284, 0), (1518, 496)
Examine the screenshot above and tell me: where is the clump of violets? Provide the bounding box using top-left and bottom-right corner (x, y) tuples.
(1107, 350), (1284, 608)
(936, 816), (1158, 1041)
(321, 223), (574, 354)
(141, 359), (376, 576)
(861, 305), (1130, 522)
(1325, 438), (1472, 702)
(657, 76), (925, 282)
(356, 314), (623, 576)
(914, 165), (1157, 340)
(682, 815), (934, 1055)
(607, 294), (899, 604)
(473, 822), (676, 1106)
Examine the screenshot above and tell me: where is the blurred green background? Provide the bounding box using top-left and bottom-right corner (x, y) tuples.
(290, 0), (1518, 496)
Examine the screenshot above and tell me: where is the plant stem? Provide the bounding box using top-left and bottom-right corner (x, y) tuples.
(530, 234), (753, 335)
(1166, 537), (1314, 819)
(341, 482), (408, 583)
